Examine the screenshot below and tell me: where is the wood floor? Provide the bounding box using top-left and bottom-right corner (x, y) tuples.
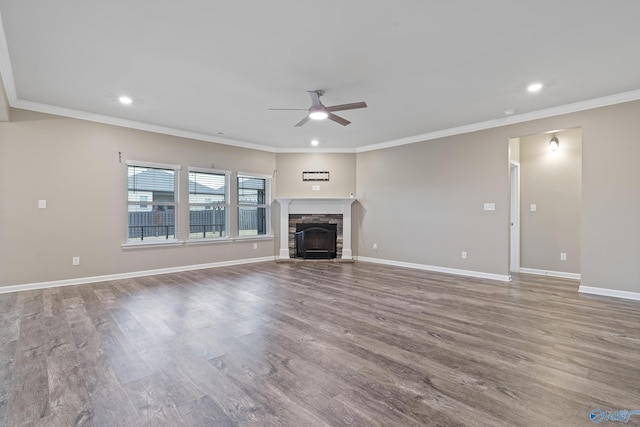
(1, 262), (640, 426)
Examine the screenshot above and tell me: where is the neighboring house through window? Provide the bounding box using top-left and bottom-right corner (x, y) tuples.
(237, 172), (271, 236)
(127, 161), (180, 243)
(188, 167), (230, 239)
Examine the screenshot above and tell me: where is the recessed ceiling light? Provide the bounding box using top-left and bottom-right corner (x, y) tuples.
(527, 82), (543, 93)
(118, 96), (133, 105)
(310, 139), (319, 146)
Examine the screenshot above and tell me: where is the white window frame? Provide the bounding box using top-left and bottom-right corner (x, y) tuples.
(123, 160), (181, 248)
(188, 167), (231, 242)
(237, 171), (272, 239)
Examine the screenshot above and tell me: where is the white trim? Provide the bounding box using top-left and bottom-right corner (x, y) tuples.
(509, 161), (520, 273)
(121, 240), (183, 249)
(185, 237), (232, 246)
(355, 89), (640, 153)
(0, 256), (276, 295)
(188, 166), (231, 176)
(127, 161), (181, 243)
(275, 146), (358, 154)
(187, 167), (231, 239)
(127, 159), (182, 170)
(579, 286), (640, 301)
(276, 198), (356, 260)
(518, 267), (581, 280)
(233, 235), (274, 241)
(3, 87), (640, 156)
(237, 171), (273, 180)
(0, 11), (17, 101)
(355, 256), (510, 282)
(3, 4), (640, 157)
(8, 98), (277, 151)
(237, 173), (272, 237)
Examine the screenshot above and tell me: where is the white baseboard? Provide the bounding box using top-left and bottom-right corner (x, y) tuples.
(518, 268), (581, 280)
(579, 286), (640, 301)
(0, 256), (276, 295)
(355, 256), (510, 282)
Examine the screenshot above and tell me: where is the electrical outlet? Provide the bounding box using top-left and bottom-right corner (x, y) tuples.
(38, 199), (47, 209)
(72, 257), (80, 266)
(461, 251), (467, 259)
(253, 243), (258, 249)
(373, 243), (377, 250)
(560, 252), (567, 261)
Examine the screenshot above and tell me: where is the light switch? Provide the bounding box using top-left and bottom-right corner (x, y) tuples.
(38, 200), (47, 209)
(530, 204), (537, 212)
(483, 203), (495, 211)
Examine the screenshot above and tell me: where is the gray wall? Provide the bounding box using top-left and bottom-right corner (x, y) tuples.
(580, 101), (640, 293)
(0, 109), (276, 287)
(3, 100), (640, 295)
(356, 131), (509, 275)
(356, 100), (640, 293)
(519, 128), (581, 274)
(275, 153), (356, 198)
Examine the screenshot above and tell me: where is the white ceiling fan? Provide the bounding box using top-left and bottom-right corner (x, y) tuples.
(270, 90), (367, 127)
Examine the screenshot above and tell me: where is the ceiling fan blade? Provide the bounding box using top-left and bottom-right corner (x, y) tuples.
(295, 115), (311, 127)
(326, 102), (367, 112)
(269, 108), (308, 111)
(328, 113), (350, 126)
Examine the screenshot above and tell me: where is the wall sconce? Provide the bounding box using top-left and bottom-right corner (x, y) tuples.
(549, 135), (559, 151)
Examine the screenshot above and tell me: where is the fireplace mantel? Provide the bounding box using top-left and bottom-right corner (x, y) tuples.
(276, 198), (356, 260)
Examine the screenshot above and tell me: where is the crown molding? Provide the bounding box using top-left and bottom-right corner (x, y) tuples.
(356, 89), (640, 153)
(2, 12), (639, 155)
(274, 146), (357, 153)
(9, 98), (277, 152)
(0, 11), (16, 102)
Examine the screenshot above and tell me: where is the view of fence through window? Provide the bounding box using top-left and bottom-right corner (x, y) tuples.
(189, 170), (227, 238)
(127, 165), (178, 242)
(238, 175), (270, 236)
(128, 165), (269, 242)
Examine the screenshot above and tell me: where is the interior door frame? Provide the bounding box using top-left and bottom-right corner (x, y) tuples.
(510, 161), (520, 274)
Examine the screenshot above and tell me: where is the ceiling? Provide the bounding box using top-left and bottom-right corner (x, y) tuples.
(1, 1), (640, 152)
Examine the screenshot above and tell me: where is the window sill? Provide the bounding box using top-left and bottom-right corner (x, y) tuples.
(185, 238), (233, 246)
(121, 240), (183, 250)
(233, 235), (274, 242)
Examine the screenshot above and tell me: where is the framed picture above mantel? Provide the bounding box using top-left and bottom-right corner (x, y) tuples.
(302, 171), (330, 182)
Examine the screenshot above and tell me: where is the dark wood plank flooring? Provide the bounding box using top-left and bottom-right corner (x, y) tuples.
(1, 262), (640, 426)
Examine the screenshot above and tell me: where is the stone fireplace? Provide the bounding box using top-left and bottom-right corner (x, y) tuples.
(276, 198), (355, 260)
(292, 216), (340, 259)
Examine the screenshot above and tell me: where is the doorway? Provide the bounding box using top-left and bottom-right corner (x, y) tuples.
(508, 129), (582, 278)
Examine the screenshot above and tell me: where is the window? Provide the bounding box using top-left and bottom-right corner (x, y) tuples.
(237, 173), (271, 236)
(188, 168), (230, 239)
(127, 161), (180, 243)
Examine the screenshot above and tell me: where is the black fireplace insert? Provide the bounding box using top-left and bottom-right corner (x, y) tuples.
(294, 223), (337, 259)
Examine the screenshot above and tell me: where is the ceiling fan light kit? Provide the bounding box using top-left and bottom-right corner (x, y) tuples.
(309, 109), (329, 120)
(270, 90), (367, 127)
